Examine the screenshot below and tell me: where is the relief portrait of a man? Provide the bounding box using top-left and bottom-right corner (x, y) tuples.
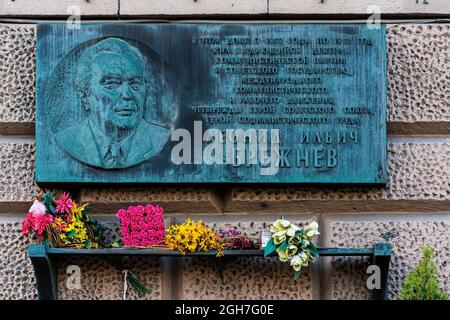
(55, 37), (170, 169)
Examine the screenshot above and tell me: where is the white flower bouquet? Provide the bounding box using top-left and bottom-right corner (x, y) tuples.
(264, 218), (320, 280)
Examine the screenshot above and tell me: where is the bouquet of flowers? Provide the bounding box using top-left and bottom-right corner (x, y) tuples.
(116, 204), (166, 247)
(165, 218), (223, 256)
(264, 218), (320, 280)
(21, 192), (103, 248)
(218, 227), (260, 250)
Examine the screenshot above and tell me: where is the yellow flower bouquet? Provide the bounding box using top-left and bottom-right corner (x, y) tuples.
(165, 218), (223, 256)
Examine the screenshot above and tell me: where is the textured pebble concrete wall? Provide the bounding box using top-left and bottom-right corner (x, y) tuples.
(0, 23), (449, 300)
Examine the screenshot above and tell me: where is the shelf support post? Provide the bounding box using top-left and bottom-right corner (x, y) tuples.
(28, 244), (58, 300)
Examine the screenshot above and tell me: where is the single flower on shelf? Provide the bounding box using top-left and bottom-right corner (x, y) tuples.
(264, 218), (320, 280)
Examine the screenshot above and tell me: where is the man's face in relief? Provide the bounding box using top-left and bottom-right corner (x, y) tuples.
(86, 50), (146, 134)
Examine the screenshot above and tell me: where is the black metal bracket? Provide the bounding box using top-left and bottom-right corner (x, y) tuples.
(370, 242), (392, 300)
(28, 244), (59, 300)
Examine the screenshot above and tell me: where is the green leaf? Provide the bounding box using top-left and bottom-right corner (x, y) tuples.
(43, 192), (55, 205)
(48, 204), (55, 214)
(127, 271), (151, 296)
(66, 230), (75, 238)
(82, 206), (90, 216)
(294, 270), (302, 281)
(84, 240), (92, 249)
(308, 243), (319, 257)
(264, 239), (276, 257)
(279, 239), (288, 251)
(43, 238), (51, 248)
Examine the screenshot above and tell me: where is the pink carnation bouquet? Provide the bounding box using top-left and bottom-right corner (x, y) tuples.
(116, 204), (165, 247)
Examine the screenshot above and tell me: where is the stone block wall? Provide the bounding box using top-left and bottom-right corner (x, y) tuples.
(0, 1), (119, 17)
(0, 22), (449, 299)
(2, 1), (449, 17)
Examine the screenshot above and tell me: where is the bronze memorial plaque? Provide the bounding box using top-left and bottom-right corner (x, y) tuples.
(36, 24), (387, 184)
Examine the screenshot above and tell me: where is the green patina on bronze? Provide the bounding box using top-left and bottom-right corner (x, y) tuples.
(36, 24), (387, 184)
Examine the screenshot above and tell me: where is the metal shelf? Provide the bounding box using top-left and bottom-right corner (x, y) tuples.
(28, 243), (392, 300)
